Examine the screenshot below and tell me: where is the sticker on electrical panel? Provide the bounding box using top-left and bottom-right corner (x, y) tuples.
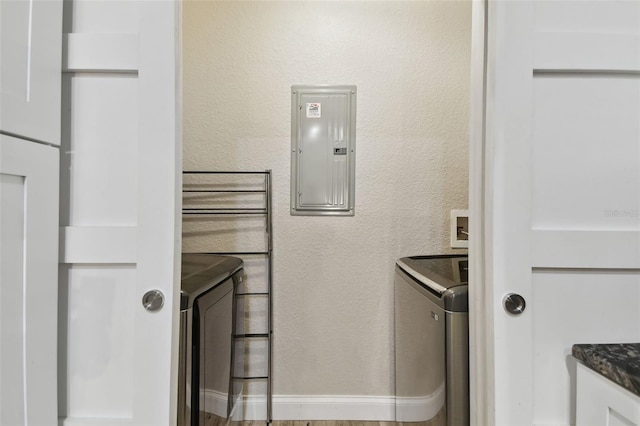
(306, 103), (321, 118)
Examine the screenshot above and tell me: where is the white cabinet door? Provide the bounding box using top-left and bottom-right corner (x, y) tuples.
(0, 0), (62, 145)
(576, 364), (640, 426)
(473, 1), (640, 425)
(0, 135), (59, 426)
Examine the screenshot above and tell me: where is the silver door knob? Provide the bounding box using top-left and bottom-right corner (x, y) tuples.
(503, 293), (526, 315)
(142, 290), (164, 312)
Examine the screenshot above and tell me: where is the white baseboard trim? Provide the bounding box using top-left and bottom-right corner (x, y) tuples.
(202, 388), (229, 418)
(59, 418), (132, 426)
(204, 391), (397, 421)
(272, 395), (396, 421)
(59, 395), (400, 424)
(395, 382), (445, 422)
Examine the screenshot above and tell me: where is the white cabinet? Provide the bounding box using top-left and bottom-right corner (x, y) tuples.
(576, 363), (640, 426)
(0, 0), (62, 145)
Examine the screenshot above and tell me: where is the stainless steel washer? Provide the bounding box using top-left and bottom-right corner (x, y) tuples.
(394, 254), (469, 426)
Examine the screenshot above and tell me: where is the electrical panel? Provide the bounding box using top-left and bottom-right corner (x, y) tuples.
(290, 85), (356, 216)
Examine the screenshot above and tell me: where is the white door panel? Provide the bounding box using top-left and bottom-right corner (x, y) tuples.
(61, 265), (136, 419)
(0, 173), (27, 426)
(68, 0), (138, 33)
(534, 0), (640, 34)
(0, 135), (60, 426)
(61, 73), (139, 226)
(477, 0), (640, 425)
(0, 0), (62, 145)
(532, 75), (640, 230)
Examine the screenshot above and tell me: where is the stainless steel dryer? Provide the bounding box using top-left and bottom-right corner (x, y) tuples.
(394, 254), (469, 426)
(178, 254), (244, 426)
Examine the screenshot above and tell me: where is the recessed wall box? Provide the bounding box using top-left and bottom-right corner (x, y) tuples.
(291, 85), (356, 216)
(450, 209), (469, 249)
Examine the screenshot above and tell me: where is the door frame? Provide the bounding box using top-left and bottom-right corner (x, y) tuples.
(469, 0), (493, 424)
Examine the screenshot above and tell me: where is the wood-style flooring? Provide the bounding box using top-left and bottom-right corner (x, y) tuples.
(202, 410), (446, 426)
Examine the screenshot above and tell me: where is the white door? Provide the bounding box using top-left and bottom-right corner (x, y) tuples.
(0, 135), (59, 426)
(472, 1), (640, 425)
(58, 1), (181, 425)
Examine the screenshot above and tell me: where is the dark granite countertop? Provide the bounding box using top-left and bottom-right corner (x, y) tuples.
(572, 343), (640, 397)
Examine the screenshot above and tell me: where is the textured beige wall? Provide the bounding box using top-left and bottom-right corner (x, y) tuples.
(183, 0), (470, 397)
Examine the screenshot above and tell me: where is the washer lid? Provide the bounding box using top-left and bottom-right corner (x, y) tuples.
(396, 254), (468, 293)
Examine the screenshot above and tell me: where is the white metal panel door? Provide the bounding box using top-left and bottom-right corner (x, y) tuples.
(0, 135), (59, 425)
(480, 1), (640, 425)
(58, 1), (181, 425)
(0, 0), (62, 145)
